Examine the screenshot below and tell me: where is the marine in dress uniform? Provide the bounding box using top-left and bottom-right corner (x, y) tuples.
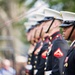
(31, 24), (43, 75)
(25, 22), (38, 75)
(29, 15), (45, 75)
(29, 13), (52, 75)
(32, 40), (43, 75)
(25, 17), (46, 75)
(36, 36), (51, 75)
(32, 13), (52, 75)
(36, 8), (69, 75)
(60, 11), (75, 75)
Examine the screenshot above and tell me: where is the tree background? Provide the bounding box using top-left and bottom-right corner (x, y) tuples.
(0, 0), (75, 59)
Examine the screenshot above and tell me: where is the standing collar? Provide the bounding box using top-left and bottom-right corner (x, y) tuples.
(43, 31), (61, 43)
(70, 40), (75, 47)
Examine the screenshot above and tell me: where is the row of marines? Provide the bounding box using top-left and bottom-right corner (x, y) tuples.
(24, 8), (75, 75)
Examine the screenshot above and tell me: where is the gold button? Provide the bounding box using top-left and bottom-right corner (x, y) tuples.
(34, 66), (36, 68)
(49, 42), (51, 45)
(28, 58), (31, 60)
(28, 62), (30, 64)
(50, 37), (52, 40)
(64, 63), (68, 67)
(35, 61), (37, 64)
(44, 67), (46, 70)
(36, 56), (38, 58)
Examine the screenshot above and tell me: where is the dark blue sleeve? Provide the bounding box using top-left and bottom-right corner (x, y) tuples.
(51, 39), (69, 75)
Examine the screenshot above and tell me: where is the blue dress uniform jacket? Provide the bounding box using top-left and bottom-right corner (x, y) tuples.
(64, 41), (75, 75)
(32, 41), (41, 66)
(26, 42), (41, 75)
(44, 32), (69, 75)
(32, 41), (42, 68)
(26, 53), (33, 75)
(31, 40), (43, 75)
(36, 37), (50, 75)
(26, 43), (39, 75)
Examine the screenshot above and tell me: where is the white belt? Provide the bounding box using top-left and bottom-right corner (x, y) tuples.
(25, 65), (32, 70)
(34, 69), (38, 75)
(45, 70), (52, 75)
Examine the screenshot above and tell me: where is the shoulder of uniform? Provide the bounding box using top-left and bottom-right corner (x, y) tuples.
(53, 38), (69, 48)
(53, 38), (63, 43)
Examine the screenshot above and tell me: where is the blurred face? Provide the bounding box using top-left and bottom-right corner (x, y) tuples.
(41, 20), (62, 38)
(26, 28), (36, 45)
(30, 28), (36, 44)
(26, 31), (32, 42)
(35, 23), (45, 40)
(62, 26), (73, 40)
(39, 22), (47, 38)
(41, 20), (52, 38)
(34, 26), (40, 40)
(71, 28), (75, 41)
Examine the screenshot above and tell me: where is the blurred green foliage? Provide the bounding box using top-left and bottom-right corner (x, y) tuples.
(45, 0), (75, 12)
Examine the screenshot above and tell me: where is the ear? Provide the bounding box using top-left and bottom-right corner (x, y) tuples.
(54, 20), (61, 27)
(54, 22), (58, 27)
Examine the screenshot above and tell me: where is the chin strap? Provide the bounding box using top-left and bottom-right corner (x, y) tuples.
(67, 22), (75, 40)
(46, 18), (55, 33)
(34, 29), (37, 39)
(39, 27), (43, 38)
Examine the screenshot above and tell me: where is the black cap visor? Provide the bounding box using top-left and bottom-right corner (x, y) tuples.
(60, 23), (73, 28)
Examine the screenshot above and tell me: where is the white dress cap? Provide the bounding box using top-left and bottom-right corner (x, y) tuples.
(60, 11), (75, 21)
(44, 8), (62, 20)
(28, 17), (37, 22)
(28, 17), (40, 25)
(24, 22), (37, 30)
(33, 13), (45, 21)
